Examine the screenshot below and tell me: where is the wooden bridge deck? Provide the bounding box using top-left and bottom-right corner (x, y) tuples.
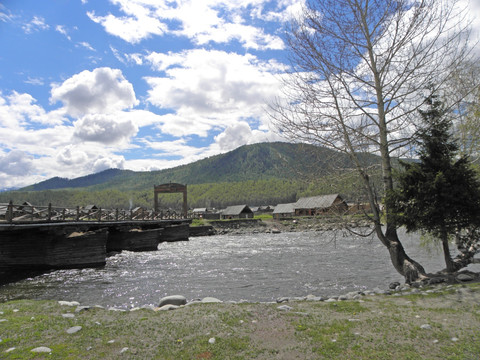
(0, 203), (194, 281)
(0, 201), (187, 224)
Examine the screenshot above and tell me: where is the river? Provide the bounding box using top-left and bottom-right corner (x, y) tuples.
(0, 230), (476, 308)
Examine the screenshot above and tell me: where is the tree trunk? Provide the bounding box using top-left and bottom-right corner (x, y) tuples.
(379, 224), (427, 283)
(440, 226), (455, 272)
(359, 162), (427, 283)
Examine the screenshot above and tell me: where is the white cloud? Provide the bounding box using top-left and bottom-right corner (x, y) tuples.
(73, 112), (138, 145)
(144, 49), (283, 137)
(87, 7), (167, 44)
(50, 67), (138, 117)
(55, 25), (71, 40)
(24, 77), (44, 86)
(0, 91), (65, 128)
(22, 15), (49, 34)
(142, 138), (206, 158)
(0, 5), (12, 23)
(214, 121), (281, 151)
(0, 150), (34, 176)
(465, 0), (480, 54)
(85, 0), (294, 49)
(92, 156), (126, 172)
(77, 41), (95, 51)
(172, 1), (285, 50)
(56, 145), (89, 166)
(0, 89), (140, 188)
(125, 53), (143, 65)
(256, 0), (305, 22)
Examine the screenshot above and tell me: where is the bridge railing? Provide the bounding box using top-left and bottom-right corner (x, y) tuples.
(0, 201), (186, 224)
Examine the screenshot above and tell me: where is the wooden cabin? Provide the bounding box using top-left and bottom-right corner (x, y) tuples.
(192, 208), (208, 218)
(294, 194), (348, 216)
(221, 205), (254, 219)
(273, 203), (295, 220)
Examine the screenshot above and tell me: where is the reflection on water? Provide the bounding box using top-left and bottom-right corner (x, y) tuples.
(0, 230), (476, 308)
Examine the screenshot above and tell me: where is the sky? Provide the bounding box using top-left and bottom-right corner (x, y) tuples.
(0, 0), (479, 190)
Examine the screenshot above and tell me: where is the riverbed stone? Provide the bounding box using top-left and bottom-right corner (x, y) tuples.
(59, 301), (80, 307)
(156, 304), (179, 311)
(201, 297), (222, 303)
(457, 273), (475, 282)
(158, 295), (187, 307)
(66, 326), (82, 334)
(389, 282), (400, 290)
(31, 347), (52, 353)
(75, 306), (91, 312)
(344, 291), (363, 300)
(108, 307), (127, 312)
(277, 305), (293, 311)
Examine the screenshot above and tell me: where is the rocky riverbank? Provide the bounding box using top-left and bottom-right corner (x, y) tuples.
(209, 217), (373, 235)
(1, 281), (479, 359)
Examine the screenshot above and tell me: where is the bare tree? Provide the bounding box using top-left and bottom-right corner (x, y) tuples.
(448, 61), (480, 161)
(271, 0), (478, 282)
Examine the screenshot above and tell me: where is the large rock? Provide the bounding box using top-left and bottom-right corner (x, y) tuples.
(389, 282), (400, 290)
(201, 297), (222, 303)
(456, 273), (475, 282)
(158, 295), (187, 307)
(66, 326), (82, 334)
(156, 304), (179, 311)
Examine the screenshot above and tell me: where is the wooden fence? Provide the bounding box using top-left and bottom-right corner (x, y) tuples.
(0, 201), (185, 223)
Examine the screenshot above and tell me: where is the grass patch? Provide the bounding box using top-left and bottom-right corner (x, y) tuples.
(190, 218), (208, 227)
(253, 213), (273, 221)
(294, 318), (356, 358)
(1, 283), (479, 359)
(325, 301), (368, 314)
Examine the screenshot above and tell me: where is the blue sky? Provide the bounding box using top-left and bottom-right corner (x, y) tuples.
(0, 0), (479, 190)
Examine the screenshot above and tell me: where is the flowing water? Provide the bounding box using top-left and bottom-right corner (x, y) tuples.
(0, 230), (476, 308)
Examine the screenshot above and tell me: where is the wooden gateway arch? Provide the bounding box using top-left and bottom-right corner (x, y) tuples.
(154, 183), (188, 218)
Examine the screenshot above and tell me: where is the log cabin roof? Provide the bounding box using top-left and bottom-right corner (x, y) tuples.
(222, 205), (253, 216)
(294, 194), (343, 210)
(273, 203), (296, 214)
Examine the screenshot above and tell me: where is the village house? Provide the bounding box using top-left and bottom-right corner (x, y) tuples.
(192, 208), (221, 220)
(272, 203), (296, 220)
(192, 207), (208, 218)
(221, 205), (254, 219)
(293, 194), (348, 216)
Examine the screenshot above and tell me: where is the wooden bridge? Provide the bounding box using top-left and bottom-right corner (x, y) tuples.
(0, 201), (196, 283)
(0, 201), (186, 224)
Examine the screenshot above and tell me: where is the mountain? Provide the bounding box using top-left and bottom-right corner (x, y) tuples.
(22, 168), (131, 191)
(2, 142), (382, 209)
(21, 142), (375, 192)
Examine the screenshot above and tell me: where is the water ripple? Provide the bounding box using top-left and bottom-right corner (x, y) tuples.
(1, 230), (478, 307)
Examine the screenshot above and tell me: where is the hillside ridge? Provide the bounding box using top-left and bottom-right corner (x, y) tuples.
(21, 142), (371, 192)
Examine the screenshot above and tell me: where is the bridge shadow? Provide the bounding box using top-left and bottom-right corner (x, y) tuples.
(0, 269), (49, 286)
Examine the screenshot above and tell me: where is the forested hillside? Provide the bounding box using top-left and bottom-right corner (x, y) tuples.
(1, 142), (381, 210)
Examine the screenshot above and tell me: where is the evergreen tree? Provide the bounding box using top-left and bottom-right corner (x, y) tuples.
(389, 94), (480, 272)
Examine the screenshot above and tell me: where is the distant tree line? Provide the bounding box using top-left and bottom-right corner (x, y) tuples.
(0, 175), (375, 211)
